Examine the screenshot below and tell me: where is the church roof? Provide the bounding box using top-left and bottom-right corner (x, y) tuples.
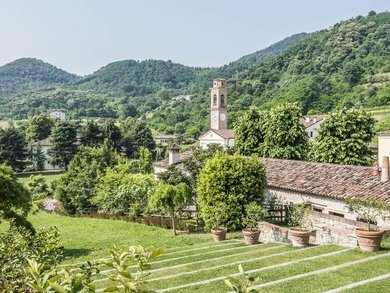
(199, 129), (235, 139)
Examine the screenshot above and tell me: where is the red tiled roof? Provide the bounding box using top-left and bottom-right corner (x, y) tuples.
(260, 158), (390, 203)
(155, 151), (390, 202)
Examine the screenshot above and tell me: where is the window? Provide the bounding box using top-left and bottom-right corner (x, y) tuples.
(213, 95), (217, 106)
(312, 206), (323, 213)
(310, 131), (313, 138)
(329, 211), (345, 218)
(221, 95), (225, 107)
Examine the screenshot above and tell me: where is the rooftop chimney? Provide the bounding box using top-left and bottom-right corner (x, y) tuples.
(381, 156), (389, 182)
(168, 143), (181, 165)
(373, 161), (380, 175)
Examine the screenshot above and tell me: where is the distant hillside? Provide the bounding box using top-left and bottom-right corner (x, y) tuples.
(228, 11), (390, 114)
(0, 31), (306, 120)
(0, 58), (79, 96)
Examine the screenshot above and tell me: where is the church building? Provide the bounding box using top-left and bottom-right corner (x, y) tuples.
(199, 79), (235, 149)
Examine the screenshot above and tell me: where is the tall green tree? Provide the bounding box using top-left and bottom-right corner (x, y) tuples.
(0, 164), (32, 229)
(262, 103), (308, 160)
(102, 119), (122, 152)
(26, 114), (54, 142)
(55, 144), (118, 214)
(0, 126), (27, 171)
(310, 108), (375, 165)
(49, 120), (77, 169)
(197, 153), (267, 231)
(80, 120), (103, 147)
(121, 120), (156, 158)
(234, 106), (266, 156)
(32, 143), (46, 171)
(149, 183), (191, 236)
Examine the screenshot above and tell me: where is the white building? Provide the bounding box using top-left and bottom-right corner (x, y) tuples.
(153, 134), (177, 146)
(31, 137), (56, 170)
(199, 78), (235, 149)
(302, 115), (326, 140)
(49, 111), (66, 120)
(378, 131), (390, 167)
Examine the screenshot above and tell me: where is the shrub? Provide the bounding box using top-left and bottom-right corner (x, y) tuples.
(288, 203), (311, 229)
(0, 223), (62, 290)
(197, 153), (267, 231)
(244, 203), (267, 230)
(93, 163), (156, 216)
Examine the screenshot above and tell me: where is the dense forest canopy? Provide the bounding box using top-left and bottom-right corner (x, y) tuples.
(0, 11), (389, 139)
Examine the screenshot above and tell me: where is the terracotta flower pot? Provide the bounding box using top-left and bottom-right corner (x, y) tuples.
(288, 228), (311, 247)
(242, 228), (260, 245)
(211, 228), (227, 242)
(355, 227), (384, 252)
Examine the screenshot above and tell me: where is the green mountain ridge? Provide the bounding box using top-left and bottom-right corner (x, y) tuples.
(0, 32), (308, 120)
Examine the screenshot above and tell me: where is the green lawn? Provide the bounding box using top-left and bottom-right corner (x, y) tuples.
(3, 212), (390, 292)
(17, 173), (63, 186)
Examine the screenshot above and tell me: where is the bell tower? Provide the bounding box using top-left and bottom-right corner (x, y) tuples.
(210, 78), (228, 130)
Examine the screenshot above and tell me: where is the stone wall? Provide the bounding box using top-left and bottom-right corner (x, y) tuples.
(258, 212), (387, 247)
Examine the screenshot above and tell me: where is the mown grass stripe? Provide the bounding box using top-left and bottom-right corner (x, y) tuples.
(147, 245), (318, 282)
(155, 248), (352, 292)
(93, 244), (284, 284)
(248, 252), (390, 290)
(322, 273), (390, 293)
(59, 239), (240, 268)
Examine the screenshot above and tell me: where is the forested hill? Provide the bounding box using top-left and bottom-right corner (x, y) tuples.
(0, 31), (307, 120)
(0, 58), (80, 96)
(227, 11), (390, 114)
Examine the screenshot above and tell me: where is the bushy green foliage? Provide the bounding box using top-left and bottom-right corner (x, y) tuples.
(347, 197), (390, 231)
(93, 163), (156, 216)
(0, 125), (27, 170)
(288, 203), (311, 230)
(26, 114), (54, 142)
(32, 143), (46, 171)
(262, 103), (308, 160)
(224, 264), (262, 293)
(55, 145), (118, 214)
(0, 164), (32, 227)
(28, 174), (50, 201)
(0, 224), (62, 290)
(149, 183), (192, 235)
(121, 119), (156, 158)
(310, 108), (375, 165)
(234, 106), (266, 156)
(243, 203), (267, 230)
(80, 119), (103, 147)
(197, 153), (267, 231)
(50, 119), (78, 168)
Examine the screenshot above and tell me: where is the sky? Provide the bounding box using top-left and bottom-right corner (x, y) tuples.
(0, 0), (389, 76)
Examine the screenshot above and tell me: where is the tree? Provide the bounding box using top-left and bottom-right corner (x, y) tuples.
(80, 120), (103, 147)
(234, 106), (266, 156)
(102, 119), (122, 152)
(310, 108), (375, 165)
(0, 164), (32, 229)
(121, 120), (156, 158)
(149, 183), (191, 236)
(27, 175), (50, 201)
(93, 165), (156, 216)
(26, 114), (54, 142)
(55, 145), (118, 214)
(0, 126), (27, 171)
(197, 153), (267, 231)
(50, 120), (77, 169)
(262, 103), (308, 160)
(32, 143), (46, 171)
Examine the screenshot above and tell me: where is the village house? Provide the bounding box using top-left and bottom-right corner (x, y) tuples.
(153, 134), (177, 146)
(301, 115), (326, 140)
(49, 111), (66, 120)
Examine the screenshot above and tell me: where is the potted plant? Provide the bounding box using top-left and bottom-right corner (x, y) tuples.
(210, 203), (228, 242)
(242, 203), (267, 245)
(347, 197), (390, 252)
(288, 203), (312, 247)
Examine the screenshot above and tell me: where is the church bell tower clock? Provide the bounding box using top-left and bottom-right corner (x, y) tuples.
(210, 78), (228, 130)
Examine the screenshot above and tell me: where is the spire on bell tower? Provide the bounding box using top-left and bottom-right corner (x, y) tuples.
(210, 79), (228, 130)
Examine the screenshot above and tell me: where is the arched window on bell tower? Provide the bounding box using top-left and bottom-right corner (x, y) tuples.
(221, 94), (226, 108)
(213, 94), (217, 107)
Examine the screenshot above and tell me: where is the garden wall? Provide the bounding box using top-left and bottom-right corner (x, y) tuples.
(258, 211), (388, 247)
